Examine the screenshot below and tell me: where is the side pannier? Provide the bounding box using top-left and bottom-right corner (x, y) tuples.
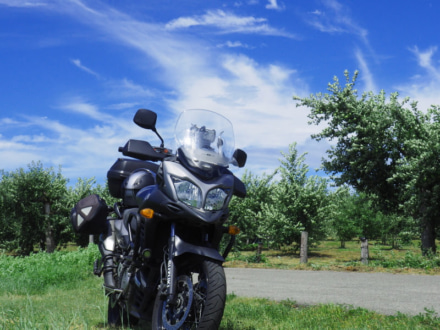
(70, 194), (108, 235)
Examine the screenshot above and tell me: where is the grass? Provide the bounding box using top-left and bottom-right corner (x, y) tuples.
(222, 295), (440, 329)
(224, 239), (440, 275)
(1, 242), (440, 329)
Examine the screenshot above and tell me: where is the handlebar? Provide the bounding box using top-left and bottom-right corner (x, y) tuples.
(118, 139), (172, 162)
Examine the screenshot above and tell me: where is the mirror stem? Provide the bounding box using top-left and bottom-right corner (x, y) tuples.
(154, 129), (164, 148)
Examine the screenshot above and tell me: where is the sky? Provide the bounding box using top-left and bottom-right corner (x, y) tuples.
(1, 0), (440, 185)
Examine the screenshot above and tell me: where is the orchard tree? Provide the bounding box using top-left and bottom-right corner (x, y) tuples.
(228, 170), (276, 247)
(0, 171), (20, 250)
(295, 70), (440, 254)
(326, 187), (361, 248)
(1, 162), (68, 255)
(258, 143), (329, 248)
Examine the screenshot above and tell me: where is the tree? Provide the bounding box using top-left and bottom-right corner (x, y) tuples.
(0, 171), (20, 250)
(228, 170), (276, 247)
(1, 162), (68, 254)
(326, 187), (361, 248)
(295, 70), (440, 254)
(258, 143), (329, 248)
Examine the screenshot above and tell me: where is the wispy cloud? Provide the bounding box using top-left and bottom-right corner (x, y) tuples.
(0, 0), (47, 7)
(216, 40), (253, 49)
(354, 49), (377, 93)
(165, 9), (296, 38)
(70, 58), (100, 78)
(410, 46), (440, 80)
(307, 0), (368, 42)
(396, 46), (440, 111)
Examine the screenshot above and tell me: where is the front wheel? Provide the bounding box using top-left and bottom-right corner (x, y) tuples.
(152, 260), (226, 330)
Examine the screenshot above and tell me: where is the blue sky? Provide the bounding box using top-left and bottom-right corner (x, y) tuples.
(1, 0), (440, 185)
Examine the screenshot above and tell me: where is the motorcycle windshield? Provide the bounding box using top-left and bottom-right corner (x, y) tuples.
(175, 110), (235, 169)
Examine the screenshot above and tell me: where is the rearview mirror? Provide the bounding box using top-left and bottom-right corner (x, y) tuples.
(134, 109), (157, 130)
(232, 149), (247, 168)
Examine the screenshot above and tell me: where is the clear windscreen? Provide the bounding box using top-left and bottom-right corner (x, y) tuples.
(174, 109), (235, 169)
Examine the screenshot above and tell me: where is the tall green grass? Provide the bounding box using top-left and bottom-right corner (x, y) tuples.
(0, 244), (100, 295)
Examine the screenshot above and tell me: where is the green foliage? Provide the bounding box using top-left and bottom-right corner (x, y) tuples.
(295, 70), (440, 253)
(229, 170), (276, 247)
(0, 162), (68, 254)
(370, 249), (440, 270)
(0, 161), (118, 252)
(258, 143), (329, 248)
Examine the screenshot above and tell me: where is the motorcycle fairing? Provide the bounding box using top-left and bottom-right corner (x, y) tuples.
(173, 235), (225, 263)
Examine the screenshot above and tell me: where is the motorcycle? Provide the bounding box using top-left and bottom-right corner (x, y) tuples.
(70, 108), (247, 329)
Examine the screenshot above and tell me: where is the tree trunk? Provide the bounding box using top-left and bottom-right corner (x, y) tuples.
(421, 217), (436, 255)
(44, 202), (55, 253)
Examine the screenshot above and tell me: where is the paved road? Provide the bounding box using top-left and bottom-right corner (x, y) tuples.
(225, 268), (440, 316)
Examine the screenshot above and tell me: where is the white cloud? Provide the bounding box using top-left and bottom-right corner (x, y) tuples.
(354, 49), (377, 93)
(70, 58), (100, 78)
(396, 46), (440, 111)
(165, 9), (296, 38)
(266, 0), (285, 11)
(217, 40), (253, 49)
(307, 0), (368, 42)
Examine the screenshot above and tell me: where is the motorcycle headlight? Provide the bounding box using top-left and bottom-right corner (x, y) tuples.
(172, 178), (202, 208)
(204, 188), (230, 211)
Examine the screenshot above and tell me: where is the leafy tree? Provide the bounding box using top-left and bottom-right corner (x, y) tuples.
(0, 162), (68, 255)
(326, 187), (361, 248)
(295, 70), (440, 254)
(258, 143), (329, 248)
(0, 171), (20, 250)
(228, 170), (276, 247)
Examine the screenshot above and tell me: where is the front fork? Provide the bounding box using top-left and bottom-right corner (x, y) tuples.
(165, 223), (178, 305)
(162, 223), (236, 305)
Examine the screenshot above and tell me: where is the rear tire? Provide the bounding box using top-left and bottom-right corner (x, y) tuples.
(152, 260), (226, 329)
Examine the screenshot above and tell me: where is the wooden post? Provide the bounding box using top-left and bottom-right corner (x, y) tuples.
(256, 241), (262, 263)
(360, 237), (369, 265)
(44, 202), (55, 253)
(89, 235), (94, 245)
(300, 231), (308, 264)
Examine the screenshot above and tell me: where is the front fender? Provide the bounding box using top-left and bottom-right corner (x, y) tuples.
(174, 235), (225, 263)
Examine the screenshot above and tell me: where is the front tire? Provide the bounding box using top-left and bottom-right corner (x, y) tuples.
(152, 260), (226, 330)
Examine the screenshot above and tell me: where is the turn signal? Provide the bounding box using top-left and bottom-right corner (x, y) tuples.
(140, 208), (154, 219)
(228, 225), (240, 235)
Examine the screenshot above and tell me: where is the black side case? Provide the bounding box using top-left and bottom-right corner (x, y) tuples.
(70, 194), (108, 235)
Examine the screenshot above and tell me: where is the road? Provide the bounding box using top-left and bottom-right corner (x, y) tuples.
(225, 268), (440, 316)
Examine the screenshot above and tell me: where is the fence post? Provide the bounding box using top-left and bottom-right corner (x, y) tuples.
(44, 202), (55, 253)
(360, 237), (369, 265)
(300, 231), (308, 264)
